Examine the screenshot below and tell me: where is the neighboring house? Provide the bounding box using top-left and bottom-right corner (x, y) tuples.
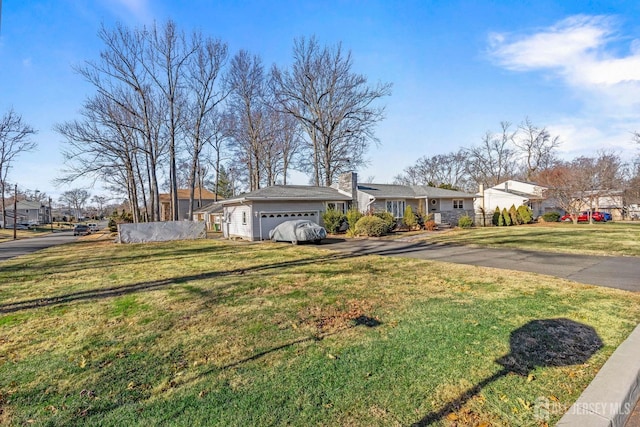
(574, 190), (626, 221)
(193, 201), (224, 232)
(220, 173), (476, 241)
(352, 183), (476, 225)
(3, 200), (52, 226)
(220, 185), (352, 241)
(474, 180), (554, 225)
(159, 188), (221, 221)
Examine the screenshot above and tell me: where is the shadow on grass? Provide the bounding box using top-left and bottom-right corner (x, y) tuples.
(0, 251), (356, 314)
(191, 315), (383, 382)
(411, 318), (603, 426)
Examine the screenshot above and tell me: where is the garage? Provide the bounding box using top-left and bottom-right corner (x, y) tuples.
(259, 211), (319, 240)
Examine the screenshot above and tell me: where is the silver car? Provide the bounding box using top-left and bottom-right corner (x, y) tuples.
(269, 220), (327, 244)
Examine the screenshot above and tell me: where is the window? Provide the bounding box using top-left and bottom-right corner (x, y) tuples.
(386, 200), (406, 218)
(453, 199), (464, 209)
(327, 201), (347, 214)
(242, 211), (247, 225)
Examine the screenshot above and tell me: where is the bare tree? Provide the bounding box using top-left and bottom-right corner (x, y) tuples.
(536, 162), (585, 224)
(145, 20), (196, 221)
(183, 34), (228, 218)
(207, 112), (233, 201)
(0, 108), (37, 227)
(59, 188), (91, 220)
(71, 22), (166, 221)
(537, 153), (624, 224)
(227, 50), (268, 191)
(515, 117), (561, 181)
(393, 149), (470, 190)
(271, 36), (392, 186)
(91, 194), (110, 218)
(56, 92), (146, 222)
(466, 122), (518, 188)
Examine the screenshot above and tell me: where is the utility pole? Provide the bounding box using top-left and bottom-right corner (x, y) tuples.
(13, 183), (17, 240)
(49, 197), (53, 232)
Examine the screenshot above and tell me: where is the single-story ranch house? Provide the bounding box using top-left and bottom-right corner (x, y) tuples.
(219, 172), (476, 241)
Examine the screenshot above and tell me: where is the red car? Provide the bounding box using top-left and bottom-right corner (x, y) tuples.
(560, 211), (605, 222)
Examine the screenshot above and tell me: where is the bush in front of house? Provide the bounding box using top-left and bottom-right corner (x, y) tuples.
(346, 208), (363, 231)
(402, 205), (418, 229)
(374, 211), (396, 233)
(354, 215), (388, 237)
(458, 215), (473, 228)
(502, 208), (511, 226)
(492, 207), (501, 226)
(322, 209), (345, 234)
(541, 211), (561, 222)
(424, 220), (437, 231)
(509, 204), (519, 225)
(517, 205), (533, 224)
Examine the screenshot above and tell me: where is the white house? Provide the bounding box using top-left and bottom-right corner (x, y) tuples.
(475, 180), (553, 225)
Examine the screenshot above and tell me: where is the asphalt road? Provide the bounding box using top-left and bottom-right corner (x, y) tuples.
(0, 231), (79, 262)
(322, 238), (640, 292)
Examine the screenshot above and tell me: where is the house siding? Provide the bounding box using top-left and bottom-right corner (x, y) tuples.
(223, 200), (345, 241)
(224, 204), (253, 239)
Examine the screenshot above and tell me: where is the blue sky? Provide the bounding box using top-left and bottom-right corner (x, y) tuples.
(2, 0), (640, 198)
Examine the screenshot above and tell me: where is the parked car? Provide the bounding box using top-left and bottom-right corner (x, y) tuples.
(560, 211), (606, 222)
(269, 220), (327, 244)
(87, 223), (99, 232)
(595, 211), (612, 221)
(73, 224), (91, 236)
(5, 223), (29, 230)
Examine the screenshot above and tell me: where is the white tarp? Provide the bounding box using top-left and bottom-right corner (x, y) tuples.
(118, 221), (206, 244)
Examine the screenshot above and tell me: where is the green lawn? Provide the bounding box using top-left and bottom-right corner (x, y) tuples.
(0, 238), (638, 426)
(420, 221), (640, 256)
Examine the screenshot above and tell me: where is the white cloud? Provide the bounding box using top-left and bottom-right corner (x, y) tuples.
(489, 15), (640, 159)
(101, 0), (151, 23)
(488, 15), (640, 87)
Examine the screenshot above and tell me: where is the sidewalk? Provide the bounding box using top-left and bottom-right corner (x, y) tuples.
(557, 324), (640, 427)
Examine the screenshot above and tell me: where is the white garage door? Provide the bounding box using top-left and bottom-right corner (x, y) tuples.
(259, 211), (319, 240)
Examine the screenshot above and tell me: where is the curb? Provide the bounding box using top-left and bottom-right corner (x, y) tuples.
(557, 323), (640, 427)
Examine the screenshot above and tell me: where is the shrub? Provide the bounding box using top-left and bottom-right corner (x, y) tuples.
(509, 204), (519, 225)
(403, 205), (418, 229)
(517, 205), (533, 224)
(492, 207), (501, 226)
(424, 220), (437, 231)
(354, 216), (387, 237)
(322, 209), (345, 234)
(374, 211), (396, 233)
(458, 215), (473, 228)
(541, 211), (561, 222)
(502, 208), (511, 226)
(345, 208), (363, 232)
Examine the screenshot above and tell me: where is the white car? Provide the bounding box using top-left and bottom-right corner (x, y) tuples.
(87, 223), (99, 232)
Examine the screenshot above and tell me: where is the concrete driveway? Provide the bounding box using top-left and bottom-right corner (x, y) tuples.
(322, 238), (640, 292)
(0, 231), (79, 262)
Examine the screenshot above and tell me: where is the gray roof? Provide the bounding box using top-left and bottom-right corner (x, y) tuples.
(194, 201), (224, 214)
(358, 183), (475, 199)
(221, 185), (352, 204)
